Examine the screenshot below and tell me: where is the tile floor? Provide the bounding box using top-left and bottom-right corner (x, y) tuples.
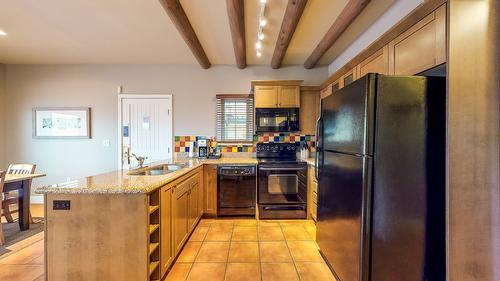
(165, 218), (336, 281)
(0, 214), (336, 281)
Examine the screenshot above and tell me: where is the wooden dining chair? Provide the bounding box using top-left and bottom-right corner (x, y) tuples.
(0, 170), (6, 245)
(2, 164), (36, 224)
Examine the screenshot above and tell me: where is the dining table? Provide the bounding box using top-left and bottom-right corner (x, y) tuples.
(4, 173), (46, 231)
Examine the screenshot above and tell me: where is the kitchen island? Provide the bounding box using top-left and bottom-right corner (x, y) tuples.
(37, 157), (256, 281)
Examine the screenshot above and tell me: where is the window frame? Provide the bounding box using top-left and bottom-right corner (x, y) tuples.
(215, 94), (254, 144)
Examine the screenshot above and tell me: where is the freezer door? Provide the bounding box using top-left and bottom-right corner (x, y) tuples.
(317, 151), (372, 281)
(321, 74), (376, 155)
(371, 76), (446, 281)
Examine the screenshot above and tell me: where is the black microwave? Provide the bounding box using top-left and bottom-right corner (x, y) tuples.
(255, 108), (300, 132)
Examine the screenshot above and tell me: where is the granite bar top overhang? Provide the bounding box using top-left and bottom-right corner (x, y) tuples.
(36, 157), (258, 195)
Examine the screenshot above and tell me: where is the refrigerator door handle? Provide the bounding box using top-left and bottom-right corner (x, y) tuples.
(315, 117), (323, 181)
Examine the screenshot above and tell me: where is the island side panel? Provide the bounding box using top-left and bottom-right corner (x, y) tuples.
(45, 193), (149, 281)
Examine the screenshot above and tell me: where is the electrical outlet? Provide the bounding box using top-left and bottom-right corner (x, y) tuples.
(103, 139), (110, 147)
(53, 200), (70, 210)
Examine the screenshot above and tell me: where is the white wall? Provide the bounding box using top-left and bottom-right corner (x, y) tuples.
(0, 64), (5, 169)
(328, 0), (423, 75)
(2, 64), (327, 195)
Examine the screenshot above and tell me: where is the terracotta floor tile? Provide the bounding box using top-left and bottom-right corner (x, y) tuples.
(177, 242), (202, 263)
(282, 226), (313, 241)
(205, 225), (233, 241)
(295, 262), (336, 281)
(258, 226), (284, 241)
(0, 264), (44, 281)
(233, 219), (257, 226)
(211, 219), (235, 227)
(195, 242), (230, 262)
(33, 274), (44, 281)
(187, 262), (226, 281)
(28, 255), (44, 265)
(197, 219), (216, 227)
(259, 241), (292, 262)
(304, 225), (317, 241)
(228, 242), (259, 263)
(225, 263), (261, 281)
(165, 262), (192, 281)
(257, 220), (281, 227)
(287, 241), (323, 262)
(232, 226), (258, 241)
(189, 226), (209, 242)
(261, 263), (299, 281)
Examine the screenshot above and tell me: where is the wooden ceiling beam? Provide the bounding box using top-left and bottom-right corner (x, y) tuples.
(226, 0), (246, 69)
(159, 0), (211, 69)
(304, 0), (370, 69)
(271, 0), (308, 69)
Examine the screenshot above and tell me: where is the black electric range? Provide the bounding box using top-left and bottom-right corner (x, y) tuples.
(256, 143), (308, 219)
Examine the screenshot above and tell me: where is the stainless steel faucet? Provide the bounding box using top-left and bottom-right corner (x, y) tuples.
(131, 153), (148, 167)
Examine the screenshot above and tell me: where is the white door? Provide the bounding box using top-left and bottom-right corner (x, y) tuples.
(118, 95), (173, 169)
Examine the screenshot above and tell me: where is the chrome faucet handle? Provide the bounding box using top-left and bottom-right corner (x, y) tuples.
(131, 153), (148, 167)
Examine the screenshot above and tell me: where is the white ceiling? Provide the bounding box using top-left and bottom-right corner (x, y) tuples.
(0, 0), (398, 66)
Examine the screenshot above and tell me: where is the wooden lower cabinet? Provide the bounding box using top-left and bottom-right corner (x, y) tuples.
(172, 180), (190, 256)
(203, 164), (218, 216)
(160, 186), (173, 277)
(307, 165), (318, 222)
(188, 179), (200, 232)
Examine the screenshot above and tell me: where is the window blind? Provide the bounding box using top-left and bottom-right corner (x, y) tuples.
(216, 94), (254, 143)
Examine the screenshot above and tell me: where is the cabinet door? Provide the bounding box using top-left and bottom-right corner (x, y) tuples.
(357, 46), (389, 78)
(300, 88), (320, 135)
(203, 165), (218, 216)
(254, 86), (278, 108)
(278, 86), (300, 107)
(160, 187), (173, 276)
(188, 181), (200, 231)
(388, 4), (446, 75)
(198, 170), (204, 218)
(172, 184), (189, 255)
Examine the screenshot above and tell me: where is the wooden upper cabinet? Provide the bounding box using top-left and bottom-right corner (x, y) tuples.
(300, 87), (320, 135)
(278, 86), (300, 107)
(388, 4), (446, 75)
(253, 81), (302, 108)
(356, 46), (389, 78)
(254, 86), (278, 108)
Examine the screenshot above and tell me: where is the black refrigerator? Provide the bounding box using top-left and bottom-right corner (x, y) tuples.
(315, 74), (446, 281)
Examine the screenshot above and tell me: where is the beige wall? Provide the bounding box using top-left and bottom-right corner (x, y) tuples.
(2, 64), (327, 194)
(0, 64), (5, 169)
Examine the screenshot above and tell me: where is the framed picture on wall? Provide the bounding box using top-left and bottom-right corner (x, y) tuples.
(33, 107), (91, 139)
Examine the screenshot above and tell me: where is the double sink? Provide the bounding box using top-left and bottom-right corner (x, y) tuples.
(127, 163), (186, 176)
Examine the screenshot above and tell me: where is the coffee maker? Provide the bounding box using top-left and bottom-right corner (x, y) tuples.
(197, 139), (208, 158)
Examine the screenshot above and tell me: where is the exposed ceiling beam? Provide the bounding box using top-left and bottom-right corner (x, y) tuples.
(304, 0), (370, 69)
(271, 0), (308, 69)
(226, 0), (246, 69)
(159, 0), (211, 69)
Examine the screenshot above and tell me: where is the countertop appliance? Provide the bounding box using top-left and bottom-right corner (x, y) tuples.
(255, 108), (299, 132)
(257, 142), (307, 219)
(315, 74), (446, 281)
(197, 139), (207, 158)
(217, 165), (256, 216)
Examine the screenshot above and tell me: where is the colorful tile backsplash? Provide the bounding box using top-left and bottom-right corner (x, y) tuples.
(175, 133), (316, 154)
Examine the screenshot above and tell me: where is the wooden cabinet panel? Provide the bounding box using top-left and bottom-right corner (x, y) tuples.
(254, 86), (278, 108)
(160, 186), (173, 277)
(300, 87), (320, 135)
(388, 5), (446, 75)
(307, 166), (318, 222)
(357, 46), (389, 78)
(278, 86), (300, 107)
(172, 182), (189, 255)
(203, 164), (218, 216)
(188, 180), (200, 232)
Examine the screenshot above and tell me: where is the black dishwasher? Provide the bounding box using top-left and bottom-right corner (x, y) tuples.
(217, 165), (256, 217)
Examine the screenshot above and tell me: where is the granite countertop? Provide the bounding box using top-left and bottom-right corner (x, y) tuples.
(36, 157), (257, 195)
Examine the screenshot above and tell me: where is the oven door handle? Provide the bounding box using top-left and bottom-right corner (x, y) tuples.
(259, 167), (306, 171)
